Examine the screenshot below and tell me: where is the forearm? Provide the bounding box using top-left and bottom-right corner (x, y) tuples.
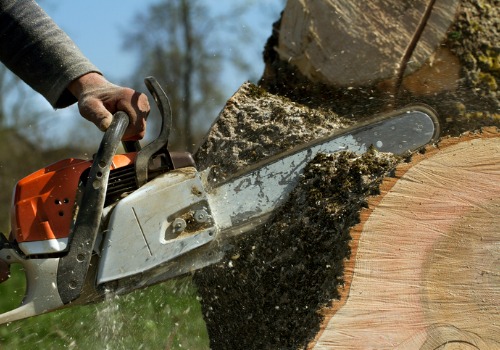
(0, 0), (100, 108)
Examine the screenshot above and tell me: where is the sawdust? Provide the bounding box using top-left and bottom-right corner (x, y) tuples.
(194, 149), (400, 349)
(194, 83), (352, 181)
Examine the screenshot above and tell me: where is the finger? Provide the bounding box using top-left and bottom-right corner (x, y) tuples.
(79, 97), (114, 132)
(117, 91), (150, 140)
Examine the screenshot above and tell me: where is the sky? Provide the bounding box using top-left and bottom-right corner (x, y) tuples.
(42, 1), (159, 82)
(42, 0), (281, 95)
(33, 0), (282, 145)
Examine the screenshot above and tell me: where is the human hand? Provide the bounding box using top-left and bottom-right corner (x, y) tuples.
(68, 73), (150, 140)
(0, 260), (9, 283)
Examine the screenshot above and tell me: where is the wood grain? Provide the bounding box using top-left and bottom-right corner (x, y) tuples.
(277, 0), (460, 87)
(310, 129), (500, 349)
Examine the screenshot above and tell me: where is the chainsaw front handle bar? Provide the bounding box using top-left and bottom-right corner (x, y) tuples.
(57, 111), (129, 304)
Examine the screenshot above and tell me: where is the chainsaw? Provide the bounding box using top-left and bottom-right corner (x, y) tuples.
(0, 77), (440, 324)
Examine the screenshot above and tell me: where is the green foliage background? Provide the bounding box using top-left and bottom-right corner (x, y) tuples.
(0, 269), (209, 349)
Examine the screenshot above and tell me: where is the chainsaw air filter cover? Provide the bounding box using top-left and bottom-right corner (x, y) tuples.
(11, 154), (136, 256)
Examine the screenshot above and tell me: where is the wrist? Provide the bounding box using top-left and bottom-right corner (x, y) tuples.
(68, 72), (107, 99)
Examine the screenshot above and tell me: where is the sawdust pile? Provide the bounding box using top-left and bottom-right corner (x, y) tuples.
(194, 149), (400, 349)
(192, 83), (365, 348)
(194, 83), (352, 178)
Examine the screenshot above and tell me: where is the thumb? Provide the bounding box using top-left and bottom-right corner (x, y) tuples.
(78, 96), (114, 132)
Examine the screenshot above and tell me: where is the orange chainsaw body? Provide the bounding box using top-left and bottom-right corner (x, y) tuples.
(11, 154), (136, 246)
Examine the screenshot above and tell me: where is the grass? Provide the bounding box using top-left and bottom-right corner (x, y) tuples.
(0, 266), (209, 350)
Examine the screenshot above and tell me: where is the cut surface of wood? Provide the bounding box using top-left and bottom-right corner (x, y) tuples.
(277, 0), (460, 86)
(310, 129), (500, 349)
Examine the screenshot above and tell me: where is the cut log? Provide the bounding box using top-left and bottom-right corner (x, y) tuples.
(195, 128), (499, 349)
(261, 0), (499, 135)
(276, 0), (460, 87)
(309, 128), (500, 349)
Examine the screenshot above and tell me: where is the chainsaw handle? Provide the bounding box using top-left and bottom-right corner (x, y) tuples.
(0, 248), (64, 324)
(56, 111), (129, 304)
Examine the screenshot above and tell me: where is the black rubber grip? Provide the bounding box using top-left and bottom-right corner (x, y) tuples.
(57, 111), (129, 304)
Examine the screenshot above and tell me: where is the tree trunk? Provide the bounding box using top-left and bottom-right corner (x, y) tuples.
(193, 0), (500, 348)
(309, 128), (500, 349)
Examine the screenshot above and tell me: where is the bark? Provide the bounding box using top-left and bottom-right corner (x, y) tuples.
(193, 0), (500, 348)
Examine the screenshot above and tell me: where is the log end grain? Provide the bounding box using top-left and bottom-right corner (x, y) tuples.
(310, 128), (500, 349)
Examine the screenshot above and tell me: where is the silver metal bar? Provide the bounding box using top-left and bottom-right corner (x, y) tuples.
(208, 107), (439, 236)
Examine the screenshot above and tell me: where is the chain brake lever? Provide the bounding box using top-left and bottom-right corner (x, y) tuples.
(133, 77), (174, 187)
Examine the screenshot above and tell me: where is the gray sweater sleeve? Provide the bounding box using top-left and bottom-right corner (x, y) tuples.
(0, 0), (101, 108)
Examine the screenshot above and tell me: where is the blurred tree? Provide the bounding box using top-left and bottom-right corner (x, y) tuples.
(0, 65), (40, 129)
(0, 65), (45, 231)
(123, 0), (254, 152)
(0, 65), (86, 232)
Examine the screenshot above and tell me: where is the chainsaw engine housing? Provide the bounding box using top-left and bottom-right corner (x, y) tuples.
(11, 154), (136, 256)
